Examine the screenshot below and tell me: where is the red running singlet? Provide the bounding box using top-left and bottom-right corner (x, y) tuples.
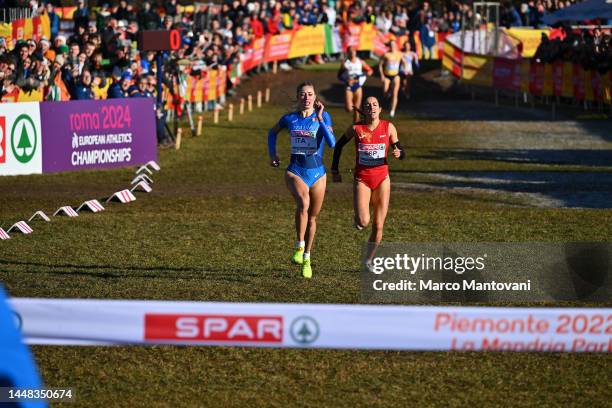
(353, 120), (390, 190)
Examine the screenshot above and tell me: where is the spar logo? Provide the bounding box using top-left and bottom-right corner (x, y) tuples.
(144, 314), (283, 343)
(290, 316), (319, 344)
(0, 116), (5, 164)
(10, 114), (37, 164)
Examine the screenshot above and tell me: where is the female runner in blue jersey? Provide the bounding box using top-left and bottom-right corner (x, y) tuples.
(268, 82), (336, 278)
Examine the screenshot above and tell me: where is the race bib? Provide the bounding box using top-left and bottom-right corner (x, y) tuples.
(290, 130), (317, 155)
(358, 143), (386, 166)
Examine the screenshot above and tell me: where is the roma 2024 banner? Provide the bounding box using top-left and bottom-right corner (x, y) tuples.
(0, 98), (157, 176)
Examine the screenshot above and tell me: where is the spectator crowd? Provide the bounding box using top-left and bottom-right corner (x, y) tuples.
(0, 0), (609, 106)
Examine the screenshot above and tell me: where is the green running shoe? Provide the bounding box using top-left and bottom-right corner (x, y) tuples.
(301, 259), (312, 279)
(292, 247), (305, 265)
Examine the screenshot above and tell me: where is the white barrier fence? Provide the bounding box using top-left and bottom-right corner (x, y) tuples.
(9, 299), (611, 352)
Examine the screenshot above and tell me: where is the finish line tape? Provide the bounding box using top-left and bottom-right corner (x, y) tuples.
(8, 299), (611, 352)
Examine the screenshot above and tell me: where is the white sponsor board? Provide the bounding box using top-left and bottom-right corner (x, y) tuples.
(0, 102), (43, 175)
(8, 299), (611, 352)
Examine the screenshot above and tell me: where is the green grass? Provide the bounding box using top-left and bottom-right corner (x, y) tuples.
(1, 100), (611, 406)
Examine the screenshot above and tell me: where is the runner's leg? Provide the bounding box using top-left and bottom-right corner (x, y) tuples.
(354, 179), (371, 229)
(285, 171), (310, 243)
(304, 174), (327, 254)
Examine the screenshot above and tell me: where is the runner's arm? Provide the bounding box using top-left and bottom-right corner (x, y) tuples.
(378, 56), (386, 78)
(318, 110), (336, 148)
(268, 118), (285, 166)
(389, 123), (405, 160)
(362, 60), (374, 76)
(331, 126), (356, 172)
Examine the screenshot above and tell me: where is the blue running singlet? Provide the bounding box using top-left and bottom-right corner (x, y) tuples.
(268, 110), (336, 187)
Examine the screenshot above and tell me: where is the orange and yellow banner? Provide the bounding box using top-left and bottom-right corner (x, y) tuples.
(288, 25), (325, 58)
(505, 28), (550, 58)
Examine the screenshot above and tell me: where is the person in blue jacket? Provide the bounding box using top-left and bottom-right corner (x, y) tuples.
(107, 72), (131, 98)
(72, 69), (94, 100)
(268, 81), (336, 278)
(46, 3), (60, 40)
(419, 18), (436, 60)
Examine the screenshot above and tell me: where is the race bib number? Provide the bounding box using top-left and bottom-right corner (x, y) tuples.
(358, 143), (386, 166)
(290, 130), (317, 155)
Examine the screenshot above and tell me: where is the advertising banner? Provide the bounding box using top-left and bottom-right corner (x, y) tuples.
(552, 61), (563, 96)
(493, 58), (520, 90)
(40, 98), (156, 173)
(251, 37), (266, 67)
(505, 28), (550, 58)
(0, 102), (42, 176)
(529, 62), (544, 96)
(9, 298), (611, 352)
(288, 25), (325, 58)
(561, 62), (574, 98)
(264, 32), (293, 62)
(357, 23), (377, 52)
(463, 53), (493, 87)
(573, 64), (585, 101)
(443, 35), (610, 105)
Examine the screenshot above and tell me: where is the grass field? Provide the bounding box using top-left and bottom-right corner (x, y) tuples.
(1, 67), (611, 406)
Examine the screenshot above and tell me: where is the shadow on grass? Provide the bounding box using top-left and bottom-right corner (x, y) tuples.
(416, 148), (612, 167)
(392, 169), (612, 208)
(0, 259), (264, 282)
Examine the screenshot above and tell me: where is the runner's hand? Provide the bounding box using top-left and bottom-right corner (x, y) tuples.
(270, 156), (280, 167)
(331, 170), (342, 183)
(392, 146), (401, 159)
(315, 100), (325, 121)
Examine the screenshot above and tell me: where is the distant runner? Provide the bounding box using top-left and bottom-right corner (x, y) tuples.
(338, 46), (373, 123)
(378, 39), (406, 118)
(400, 41), (419, 99)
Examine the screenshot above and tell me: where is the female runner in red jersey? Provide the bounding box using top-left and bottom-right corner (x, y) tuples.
(331, 96), (405, 261)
